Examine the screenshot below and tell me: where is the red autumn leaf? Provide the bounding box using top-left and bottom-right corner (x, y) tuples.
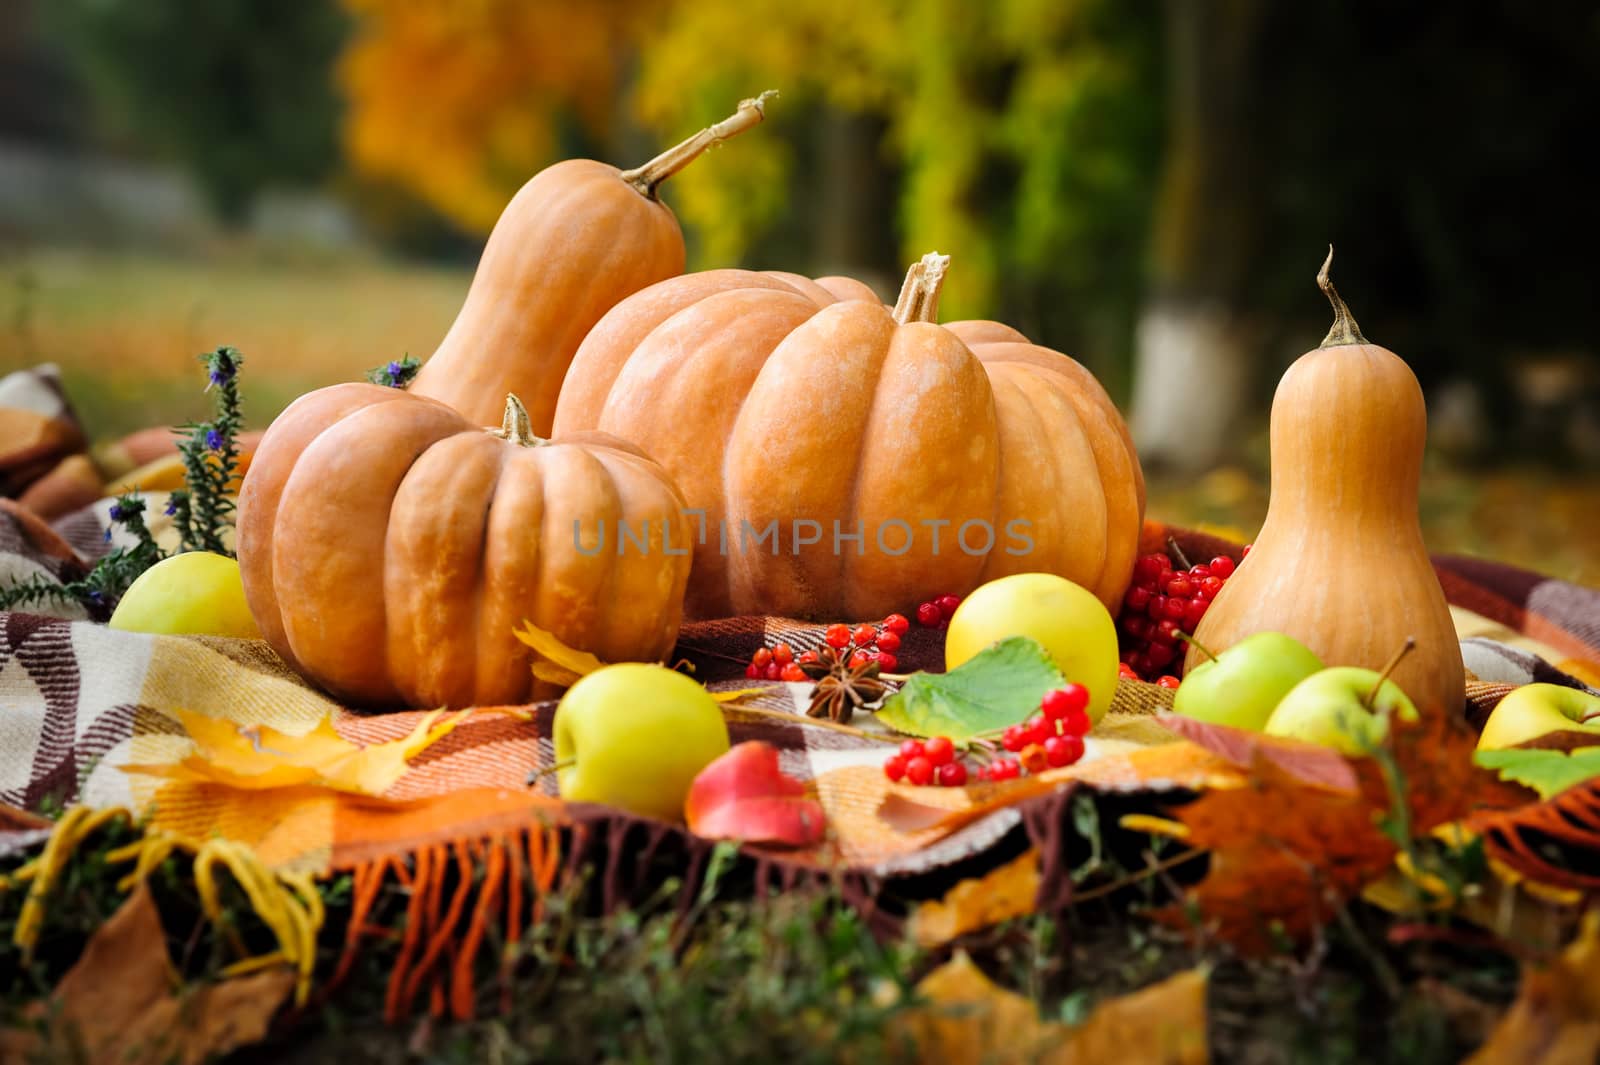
(1148, 704), (1482, 956)
(1158, 713), (1361, 793)
(684, 742), (826, 847)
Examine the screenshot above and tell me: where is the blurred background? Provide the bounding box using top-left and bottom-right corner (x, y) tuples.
(1, 0), (1597, 581)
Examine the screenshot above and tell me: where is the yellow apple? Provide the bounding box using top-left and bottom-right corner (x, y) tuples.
(1477, 683), (1600, 750)
(945, 573), (1118, 723)
(553, 664), (730, 821)
(108, 551), (262, 639)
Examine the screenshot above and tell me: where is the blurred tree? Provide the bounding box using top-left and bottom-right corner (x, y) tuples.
(337, 0), (666, 235)
(41, 0), (346, 221)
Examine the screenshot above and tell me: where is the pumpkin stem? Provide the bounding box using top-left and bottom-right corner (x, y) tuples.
(620, 91), (776, 200)
(891, 252), (951, 324)
(1317, 245), (1370, 348)
(1362, 637), (1416, 712)
(492, 394), (546, 447)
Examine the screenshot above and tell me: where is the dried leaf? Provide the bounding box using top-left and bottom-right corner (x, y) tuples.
(513, 619), (608, 681)
(1467, 913), (1600, 1064)
(0, 883), (294, 1064)
(1474, 747), (1600, 800)
(909, 849), (1041, 947)
(685, 742), (826, 847)
(876, 637), (1065, 741)
(1146, 706), (1480, 955)
(889, 951), (1208, 1065)
(1159, 713), (1360, 793)
(122, 707), (467, 795)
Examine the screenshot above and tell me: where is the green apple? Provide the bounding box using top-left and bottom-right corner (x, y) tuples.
(945, 573), (1119, 723)
(553, 663), (730, 821)
(1477, 683), (1600, 750)
(1264, 667), (1419, 755)
(1172, 633), (1325, 731)
(108, 551), (262, 639)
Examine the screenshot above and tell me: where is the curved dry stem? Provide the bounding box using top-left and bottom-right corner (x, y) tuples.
(1318, 245), (1370, 348)
(620, 91), (777, 199)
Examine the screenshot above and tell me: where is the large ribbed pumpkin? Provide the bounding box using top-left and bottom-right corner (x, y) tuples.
(1185, 250), (1465, 714)
(553, 253), (1145, 620)
(411, 94), (770, 434)
(237, 384), (691, 709)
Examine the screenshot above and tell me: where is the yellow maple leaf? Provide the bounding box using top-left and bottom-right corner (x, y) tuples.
(888, 951), (1209, 1065)
(122, 707), (468, 796)
(908, 849), (1041, 948)
(1469, 912), (1600, 1064)
(513, 620), (609, 687)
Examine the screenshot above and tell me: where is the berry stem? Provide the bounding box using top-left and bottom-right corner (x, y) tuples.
(721, 701), (902, 745)
(1363, 637), (1416, 711)
(1166, 536), (1194, 571)
(1174, 631), (1219, 664)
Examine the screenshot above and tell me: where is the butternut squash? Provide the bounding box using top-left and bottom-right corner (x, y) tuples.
(1184, 249), (1465, 715)
(411, 93), (771, 433)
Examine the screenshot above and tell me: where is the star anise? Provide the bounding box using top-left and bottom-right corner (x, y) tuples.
(801, 645), (891, 724)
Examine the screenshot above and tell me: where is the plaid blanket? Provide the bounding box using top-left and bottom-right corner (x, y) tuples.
(4, 362), (1600, 1019)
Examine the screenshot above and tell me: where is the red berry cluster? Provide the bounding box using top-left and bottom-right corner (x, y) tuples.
(914, 594), (963, 629)
(1116, 545), (1246, 684)
(745, 612), (912, 680)
(882, 683), (1092, 786)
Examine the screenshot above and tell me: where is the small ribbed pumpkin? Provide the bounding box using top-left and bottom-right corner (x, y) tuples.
(1185, 250), (1465, 714)
(553, 253), (1145, 620)
(237, 384), (691, 709)
(411, 93), (771, 434)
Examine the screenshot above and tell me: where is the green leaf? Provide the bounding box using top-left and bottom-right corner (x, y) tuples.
(1474, 746), (1600, 800)
(876, 637), (1065, 741)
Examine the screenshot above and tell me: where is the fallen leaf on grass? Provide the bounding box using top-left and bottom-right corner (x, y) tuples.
(122, 707), (467, 795)
(908, 849), (1041, 947)
(889, 950), (1208, 1065)
(685, 742), (826, 847)
(1467, 912), (1600, 1064)
(0, 883), (293, 1065)
(876, 637), (1065, 740)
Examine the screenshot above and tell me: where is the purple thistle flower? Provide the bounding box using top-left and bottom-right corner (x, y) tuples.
(108, 503), (126, 523)
(205, 428), (224, 451)
(103, 528), (112, 543)
(164, 498), (178, 516)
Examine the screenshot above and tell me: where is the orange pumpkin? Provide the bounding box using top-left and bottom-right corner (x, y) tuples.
(553, 253), (1145, 620)
(1185, 250), (1465, 713)
(237, 385), (691, 709)
(411, 93), (771, 434)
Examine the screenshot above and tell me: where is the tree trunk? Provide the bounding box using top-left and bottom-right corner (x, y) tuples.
(1131, 0), (1266, 472)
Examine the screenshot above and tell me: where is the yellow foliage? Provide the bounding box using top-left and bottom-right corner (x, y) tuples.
(122, 707), (468, 796)
(338, 0), (666, 233)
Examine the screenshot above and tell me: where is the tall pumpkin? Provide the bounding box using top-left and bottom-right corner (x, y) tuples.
(411, 93), (771, 434)
(554, 253), (1144, 621)
(1185, 250), (1465, 714)
(237, 384), (691, 709)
